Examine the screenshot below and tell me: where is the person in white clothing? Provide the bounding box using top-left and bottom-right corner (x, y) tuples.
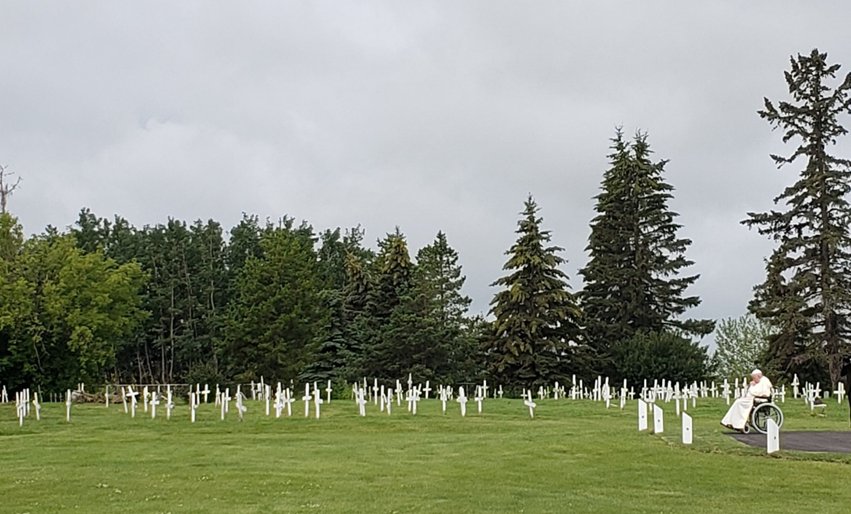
(721, 369), (773, 431)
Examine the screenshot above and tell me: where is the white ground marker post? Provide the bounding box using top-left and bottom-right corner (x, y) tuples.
(767, 419), (780, 454)
(653, 404), (664, 434)
(682, 412), (693, 445)
(637, 399), (648, 431)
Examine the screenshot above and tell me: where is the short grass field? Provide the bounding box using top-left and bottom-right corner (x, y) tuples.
(1, 395), (850, 513)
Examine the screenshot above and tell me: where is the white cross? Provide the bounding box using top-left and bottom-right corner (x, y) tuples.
(410, 387), (421, 415)
(474, 387), (483, 414)
(32, 392), (41, 421)
(385, 388), (392, 415)
(440, 387), (448, 414)
(834, 382), (845, 404)
(201, 384), (210, 404)
(524, 389), (537, 418)
(16, 393), (26, 426)
(325, 380), (333, 404)
(143, 386), (150, 413)
(313, 387), (324, 419)
(150, 392), (160, 419)
(498, 385), (504, 399)
(284, 389), (294, 417)
(189, 392), (197, 423)
(791, 374), (800, 399)
(457, 386), (468, 417)
(221, 389), (231, 421)
(423, 381), (432, 399)
(356, 388), (367, 416)
(236, 392), (247, 421)
(126, 387), (139, 418)
(65, 389), (73, 422)
(302, 384), (312, 417)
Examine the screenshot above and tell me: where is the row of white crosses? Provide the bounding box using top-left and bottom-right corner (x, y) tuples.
(14, 389), (42, 426)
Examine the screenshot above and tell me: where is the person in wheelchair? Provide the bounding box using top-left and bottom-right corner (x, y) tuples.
(721, 369), (773, 432)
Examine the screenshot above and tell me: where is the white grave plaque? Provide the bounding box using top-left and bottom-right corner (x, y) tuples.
(682, 412), (692, 445)
(653, 404), (664, 434)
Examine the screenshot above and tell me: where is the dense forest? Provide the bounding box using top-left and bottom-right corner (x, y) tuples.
(2, 49), (850, 393)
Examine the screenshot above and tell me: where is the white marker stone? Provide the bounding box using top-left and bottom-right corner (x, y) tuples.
(653, 404), (664, 434)
(638, 399), (648, 431)
(767, 418), (780, 454)
(682, 412), (693, 445)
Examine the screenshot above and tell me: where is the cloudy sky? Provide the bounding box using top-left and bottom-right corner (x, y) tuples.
(2, 2), (851, 347)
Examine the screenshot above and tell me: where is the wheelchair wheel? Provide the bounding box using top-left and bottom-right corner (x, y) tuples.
(751, 403), (784, 435)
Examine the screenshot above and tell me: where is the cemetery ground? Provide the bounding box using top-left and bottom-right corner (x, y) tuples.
(1, 398), (850, 513)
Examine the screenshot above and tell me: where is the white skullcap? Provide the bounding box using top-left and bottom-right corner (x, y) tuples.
(751, 369), (762, 376)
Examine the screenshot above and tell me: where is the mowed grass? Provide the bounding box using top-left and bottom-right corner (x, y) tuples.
(1, 394), (850, 513)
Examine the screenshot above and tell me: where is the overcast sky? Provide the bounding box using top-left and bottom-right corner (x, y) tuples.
(3, 2), (851, 347)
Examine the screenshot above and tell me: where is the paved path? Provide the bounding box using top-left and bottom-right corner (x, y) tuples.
(729, 431), (851, 453)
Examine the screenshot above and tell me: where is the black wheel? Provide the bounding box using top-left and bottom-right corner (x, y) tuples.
(752, 403), (784, 434)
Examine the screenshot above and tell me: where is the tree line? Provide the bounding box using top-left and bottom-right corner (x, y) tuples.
(2, 48), (850, 393)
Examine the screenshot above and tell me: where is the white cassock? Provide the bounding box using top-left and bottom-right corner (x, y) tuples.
(721, 377), (773, 430)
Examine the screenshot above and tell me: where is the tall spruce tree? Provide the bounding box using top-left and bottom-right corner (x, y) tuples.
(744, 49), (851, 386)
(358, 229), (414, 379)
(486, 197), (584, 389)
(384, 231), (472, 382)
(580, 130), (713, 378)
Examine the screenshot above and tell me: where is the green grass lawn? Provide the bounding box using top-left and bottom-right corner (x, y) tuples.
(1, 394), (849, 513)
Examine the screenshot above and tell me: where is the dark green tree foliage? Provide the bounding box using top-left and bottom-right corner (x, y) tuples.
(223, 220), (326, 382)
(304, 227), (374, 383)
(744, 49), (851, 387)
(358, 230), (414, 379)
(486, 197), (584, 390)
(614, 331), (711, 385)
(580, 130), (713, 378)
(380, 232), (473, 382)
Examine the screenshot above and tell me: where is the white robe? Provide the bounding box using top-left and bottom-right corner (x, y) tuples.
(721, 377), (773, 430)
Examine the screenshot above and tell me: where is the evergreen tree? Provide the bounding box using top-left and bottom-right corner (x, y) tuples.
(486, 197), (585, 390)
(580, 130), (713, 378)
(382, 231), (473, 382)
(223, 222), (325, 382)
(358, 229), (414, 379)
(744, 49), (851, 387)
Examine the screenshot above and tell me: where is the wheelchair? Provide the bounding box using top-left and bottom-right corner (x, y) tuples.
(742, 397), (784, 435)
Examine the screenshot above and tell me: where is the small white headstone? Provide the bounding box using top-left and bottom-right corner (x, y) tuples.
(767, 418), (780, 454)
(653, 404), (664, 434)
(638, 399), (648, 431)
(682, 412), (692, 445)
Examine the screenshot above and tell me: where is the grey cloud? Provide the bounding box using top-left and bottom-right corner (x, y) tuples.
(3, 1), (851, 346)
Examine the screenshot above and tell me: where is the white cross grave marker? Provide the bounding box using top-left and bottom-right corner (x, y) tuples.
(313, 387), (324, 419)
(356, 388), (367, 417)
(524, 389), (537, 418)
(457, 386), (468, 417)
(32, 392), (41, 421)
(150, 392), (159, 419)
(126, 387), (138, 418)
(326, 380), (333, 404)
(65, 389), (72, 423)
